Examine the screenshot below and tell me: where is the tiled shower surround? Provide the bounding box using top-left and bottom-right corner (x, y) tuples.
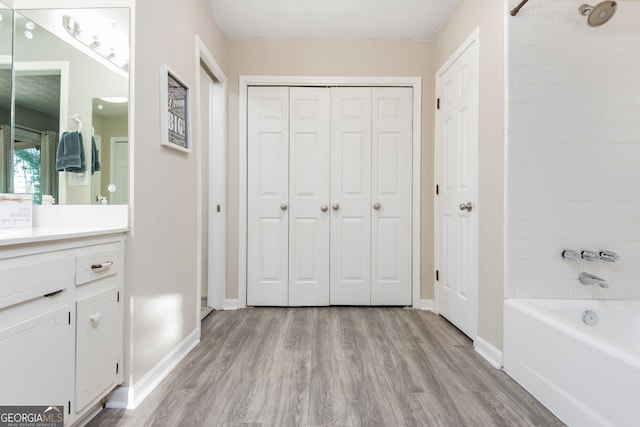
(506, 0), (640, 299)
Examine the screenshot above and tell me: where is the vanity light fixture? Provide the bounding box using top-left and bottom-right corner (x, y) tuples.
(24, 21), (35, 39)
(100, 97), (128, 103)
(62, 15), (128, 73)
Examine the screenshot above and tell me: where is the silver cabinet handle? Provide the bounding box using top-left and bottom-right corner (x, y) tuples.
(332, 203), (340, 211)
(373, 202), (381, 210)
(280, 203), (288, 211)
(321, 205), (329, 212)
(459, 202), (473, 212)
(91, 261), (114, 271)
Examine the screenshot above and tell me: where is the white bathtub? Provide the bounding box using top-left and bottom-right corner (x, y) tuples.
(503, 299), (640, 427)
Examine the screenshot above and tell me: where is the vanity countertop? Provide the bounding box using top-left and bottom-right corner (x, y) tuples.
(0, 226), (129, 246)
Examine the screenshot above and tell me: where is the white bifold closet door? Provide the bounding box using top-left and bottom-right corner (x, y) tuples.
(247, 85), (412, 306)
(288, 88), (331, 306)
(247, 86), (290, 306)
(330, 87), (412, 305)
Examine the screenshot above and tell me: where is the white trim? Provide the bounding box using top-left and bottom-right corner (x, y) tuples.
(106, 329), (199, 409)
(416, 299), (436, 312)
(238, 75), (422, 308)
(474, 336), (503, 369)
(194, 35), (228, 334)
(223, 299), (240, 310)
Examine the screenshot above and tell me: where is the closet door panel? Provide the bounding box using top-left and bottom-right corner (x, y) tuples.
(371, 87), (413, 305)
(330, 87), (372, 305)
(289, 87), (331, 306)
(247, 87), (290, 306)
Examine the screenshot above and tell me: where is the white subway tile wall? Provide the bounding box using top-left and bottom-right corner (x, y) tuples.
(506, 0), (640, 299)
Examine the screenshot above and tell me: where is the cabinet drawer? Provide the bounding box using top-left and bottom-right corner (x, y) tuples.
(0, 255), (74, 310)
(75, 243), (121, 286)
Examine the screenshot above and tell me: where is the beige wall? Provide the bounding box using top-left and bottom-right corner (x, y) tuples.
(435, 0), (505, 350)
(127, 0), (226, 384)
(225, 39), (436, 301)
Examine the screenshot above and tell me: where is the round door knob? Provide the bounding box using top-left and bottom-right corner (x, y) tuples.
(332, 203), (340, 211)
(280, 203), (288, 211)
(321, 205), (329, 212)
(459, 202), (473, 212)
(373, 202), (381, 210)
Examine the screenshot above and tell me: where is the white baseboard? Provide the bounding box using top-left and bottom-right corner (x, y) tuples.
(474, 336), (503, 369)
(106, 329), (200, 409)
(223, 299), (239, 310)
(415, 299), (435, 312)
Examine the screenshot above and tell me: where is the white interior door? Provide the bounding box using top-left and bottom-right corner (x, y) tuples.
(330, 87), (372, 305)
(109, 137), (129, 204)
(435, 36), (479, 339)
(370, 87), (413, 305)
(288, 87), (331, 306)
(247, 86), (290, 306)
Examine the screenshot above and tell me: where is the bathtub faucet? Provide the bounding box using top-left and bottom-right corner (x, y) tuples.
(579, 272), (608, 288)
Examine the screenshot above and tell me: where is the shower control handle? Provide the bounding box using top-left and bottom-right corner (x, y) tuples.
(459, 202), (473, 212)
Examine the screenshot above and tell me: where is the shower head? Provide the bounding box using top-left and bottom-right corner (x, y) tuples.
(579, 1), (617, 27)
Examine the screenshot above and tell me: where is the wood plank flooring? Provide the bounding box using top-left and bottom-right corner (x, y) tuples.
(88, 307), (564, 427)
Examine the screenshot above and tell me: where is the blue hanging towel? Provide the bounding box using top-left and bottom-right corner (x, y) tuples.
(91, 136), (101, 174)
(55, 131), (86, 173)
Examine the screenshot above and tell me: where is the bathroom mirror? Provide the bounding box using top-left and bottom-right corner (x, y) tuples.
(7, 6), (129, 205)
(0, 3), (13, 193)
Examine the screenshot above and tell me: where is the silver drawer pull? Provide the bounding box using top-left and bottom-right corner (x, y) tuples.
(91, 261), (114, 271)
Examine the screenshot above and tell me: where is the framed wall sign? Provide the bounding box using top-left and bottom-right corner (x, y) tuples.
(160, 65), (191, 153)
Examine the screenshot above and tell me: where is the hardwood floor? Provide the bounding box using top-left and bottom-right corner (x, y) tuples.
(88, 308), (564, 427)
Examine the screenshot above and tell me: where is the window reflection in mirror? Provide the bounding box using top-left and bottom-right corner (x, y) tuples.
(0, 4), (13, 193)
(11, 8), (129, 205)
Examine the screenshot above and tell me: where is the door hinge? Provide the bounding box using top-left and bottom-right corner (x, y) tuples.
(68, 401), (71, 415)
(437, 98), (440, 110)
(217, 204), (221, 213)
(436, 184), (439, 195)
(436, 270), (440, 281)
(117, 291), (120, 302)
(116, 363), (119, 375)
(68, 311), (71, 325)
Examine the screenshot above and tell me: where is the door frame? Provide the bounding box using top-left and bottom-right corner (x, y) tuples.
(195, 36), (227, 324)
(434, 28), (480, 337)
(238, 76), (422, 308)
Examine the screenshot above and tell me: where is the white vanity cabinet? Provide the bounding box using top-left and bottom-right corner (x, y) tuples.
(74, 242), (123, 414)
(0, 231), (126, 426)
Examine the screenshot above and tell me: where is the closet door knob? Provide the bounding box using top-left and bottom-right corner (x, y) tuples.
(321, 205), (329, 212)
(373, 202), (381, 210)
(459, 202), (473, 212)
(332, 203), (340, 211)
(280, 203), (288, 211)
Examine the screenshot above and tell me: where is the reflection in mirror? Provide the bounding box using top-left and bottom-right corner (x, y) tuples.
(92, 97), (128, 205)
(10, 7), (129, 204)
(0, 4), (13, 193)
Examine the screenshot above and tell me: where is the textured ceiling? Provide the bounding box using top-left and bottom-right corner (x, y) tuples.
(207, 0), (461, 40)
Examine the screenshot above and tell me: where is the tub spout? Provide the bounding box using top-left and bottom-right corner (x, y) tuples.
(579, 272), (608, 288)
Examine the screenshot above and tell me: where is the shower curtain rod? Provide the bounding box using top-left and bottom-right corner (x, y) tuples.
(510, 0), (530, 16)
